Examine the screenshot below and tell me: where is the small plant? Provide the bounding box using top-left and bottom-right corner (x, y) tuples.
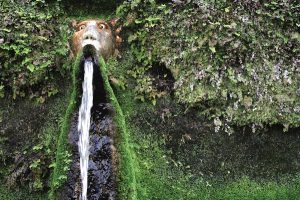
(52, 150), (72, 189)
(27, 126), (59, 191)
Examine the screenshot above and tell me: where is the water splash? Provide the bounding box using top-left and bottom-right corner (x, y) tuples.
(78, 60), (94, 200)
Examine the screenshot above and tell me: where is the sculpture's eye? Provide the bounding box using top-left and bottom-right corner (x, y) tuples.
(79, 25), (86, 30)
(99, 24), (106, 29)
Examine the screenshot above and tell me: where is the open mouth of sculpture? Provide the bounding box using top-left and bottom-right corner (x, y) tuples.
(82, 44), (98, 61)
(79, 44), (107, 109)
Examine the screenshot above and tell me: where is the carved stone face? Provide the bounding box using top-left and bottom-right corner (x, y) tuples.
(71, 19), (121, 60)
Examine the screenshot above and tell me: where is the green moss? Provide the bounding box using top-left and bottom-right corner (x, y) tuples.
(113, 86), (300, 200)
(0, 185), (47, 200)
(50, 55), (138, 199)
(49, 54), (82, 199)
(30, 89), (71, 191)
(211, 177), (300, 200)
(133, 122), (300, 200)
(98, 57), (137, 199)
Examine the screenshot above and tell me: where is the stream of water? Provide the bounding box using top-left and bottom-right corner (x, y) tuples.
(78, 60), (94, 200)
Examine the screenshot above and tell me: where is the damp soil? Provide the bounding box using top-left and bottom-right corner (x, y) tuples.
(56, 60), (117, 200)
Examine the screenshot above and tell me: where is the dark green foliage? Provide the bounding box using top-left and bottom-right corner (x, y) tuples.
(0, 0), (70, 100)
(60, 0), (123, 16)
(117, 0), (300, 129)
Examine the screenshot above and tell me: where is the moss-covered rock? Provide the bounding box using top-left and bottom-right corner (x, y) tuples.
(117, 0), (300, 129)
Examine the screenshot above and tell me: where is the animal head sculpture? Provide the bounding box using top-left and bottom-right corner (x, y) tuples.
(70, 19), (122, 60)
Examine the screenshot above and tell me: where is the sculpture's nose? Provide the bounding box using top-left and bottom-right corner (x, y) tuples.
(82, 26), (99, 41)
(83, 33), (97, 41)
(81, 24), (101, 52)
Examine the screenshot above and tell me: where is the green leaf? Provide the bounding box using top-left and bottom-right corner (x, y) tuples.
(33, 144), (43, 151)
(135, 19), (143, 24)
(152, 99), (156, 105)
(27, 64), (35, 72)
(49, 163), (56, 168)
(0, 85), (4, 98)
(36, 36), (49, 41)
(0, 28), (11, 33)
(209, 46), (216, 53)
(19, 33), (28, 38)
(146, 16), (161, 22)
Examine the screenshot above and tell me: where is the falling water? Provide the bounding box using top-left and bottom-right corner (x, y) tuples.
(78, 60), (94, 200)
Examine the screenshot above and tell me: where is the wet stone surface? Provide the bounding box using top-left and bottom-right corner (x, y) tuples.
(58, 103), (116, 200)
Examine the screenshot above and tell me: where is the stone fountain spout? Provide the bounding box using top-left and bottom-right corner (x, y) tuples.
(69, 18), (122, 200)
(70, 18), (122, 60)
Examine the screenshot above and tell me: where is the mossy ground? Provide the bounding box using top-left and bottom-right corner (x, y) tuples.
(0, 185), (47, 200)
(115, 88), (300, 200)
